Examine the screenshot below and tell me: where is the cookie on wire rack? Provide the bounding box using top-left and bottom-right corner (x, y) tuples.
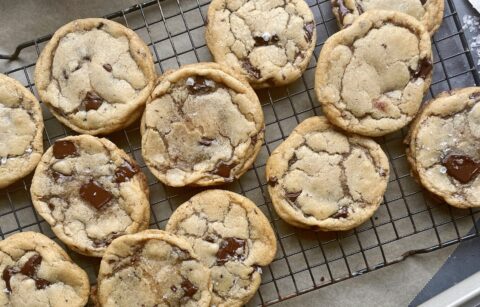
(141, 63), (264, 187)
(35, 18), (156, 135)
(0, 74), (43, 189)
(30, 135), (150, 257)
(266, 116), (390, 231)
(166, 190), (277, 307)
(406, 87), (480, 208)
(0, 232), (90, 307)
(96, 230), (212, 307)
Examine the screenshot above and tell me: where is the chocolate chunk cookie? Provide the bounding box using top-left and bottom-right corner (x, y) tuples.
(0, 74), (43, 189)
(35, 18), (155, 135)
(406, 87), (480, 208)
(166, 190), (277, 307)
(315, 10), (433, 137)
(30, 135), (150, 257)
(205, 0), (316, 88)
(266, 116), (389, 231)
(141, 63), (264, 187)
(0, 232), (90, 307)
(331, 0), (444, 35)
(97, 230), (212, 307)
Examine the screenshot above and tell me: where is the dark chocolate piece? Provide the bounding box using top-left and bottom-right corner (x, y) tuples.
(34, 278), (51, 289)
(442, 154), (480, 184)
(79, 181), (113, 209)
(198, 137), (214, 146)
(268, 176), (278, 186)
(2, 267), (18, 292)
(103, 64), (112, 72)
(254, 33), (280, 47)
(411, 58), (433, 80)
(171, 285), (177, 293)
(180, 279), (198, 298)
(115, 161), (139, 183)
(214, 162), (237, 179)
(186, 76), (216, 95)
(286, 190), (302, 202)
(53, 140), (77, 159)
(20, 254), (42, 277)
(216, 237), (246, 264)
(242, 59), (261, 79)
(81, 91), (103, 111)
(420, 0), (427, 4)
(331, 206), (349, 219)
(304, 22), (315, 42)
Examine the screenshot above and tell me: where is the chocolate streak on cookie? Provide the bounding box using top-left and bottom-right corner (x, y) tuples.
(442, 154), (480, 184)
(216, 237), (246, 264)
(331, 206), (349, 219)
(180, 279), (198, 298)
(410, 58), (433, 80)
(115, 160), (139, 183)
(53, 140), (77, 159)
(80, 91), (104, 111)
(304, 22), (315, 42)
(254, 33), (280, 47)
(186, 76), (216, 95)
(2, 254), (51, 292)
(242, 59), (261, 79)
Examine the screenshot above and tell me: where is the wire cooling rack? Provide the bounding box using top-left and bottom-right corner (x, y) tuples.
(1, 0), (480, 305)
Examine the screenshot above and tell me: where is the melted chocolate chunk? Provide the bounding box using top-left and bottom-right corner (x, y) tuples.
(470, 92), (480, 101)
(304, 22), (315, 42)
(34, 278), (51, 289)
(97, 22), (105, 30)
(442, 154), (480, 184)
(171, 285), (177, 292)
(286, 190), (302, 202)
(20, 254), (42, 277)
(180, 280), (198, 298)
(115, 161), (139, 183)
(51, 170), (71, 182)
(79, 181), (113, 209)
(198, 137), (214, 146)
(214, 162), (237, 179)
(216, 237), (246, 264)
(81, 91), (103, 111)
(268, 176), (278, 186)
(186, 76), (216, 95)
(288, 155), (298, 167)
(242, 59), (261, 79)
(411, 58), (433, 80)
(331, 206), (349, 219)
(53, 140), (77, 159)
(62, 70), (69, 80)
(103, 64), (112, 72)
(254, 33), (280, 47)
(2, 267), (18, 292)
(420, 0), (427, 4)
(2, 254), (51, 292)
(332, 0), (353, 23)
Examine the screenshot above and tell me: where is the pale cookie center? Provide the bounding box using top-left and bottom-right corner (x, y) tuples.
(40, 140), (139, 248)
(0, 105), (36, 161)
(279, 131), (385, 220)
(48, 28), (147, 114)
(338, 24), (430, 120)
(144, 76), (257, 182)
(220, 0), (314, 79)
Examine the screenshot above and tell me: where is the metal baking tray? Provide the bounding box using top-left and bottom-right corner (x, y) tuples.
(1, 0), (480, 305)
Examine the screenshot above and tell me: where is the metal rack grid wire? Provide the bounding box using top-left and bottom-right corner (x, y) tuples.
(1, 0), (480, 305)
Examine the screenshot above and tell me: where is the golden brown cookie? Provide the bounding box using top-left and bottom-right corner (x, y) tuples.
(266, 116), (389, 231)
